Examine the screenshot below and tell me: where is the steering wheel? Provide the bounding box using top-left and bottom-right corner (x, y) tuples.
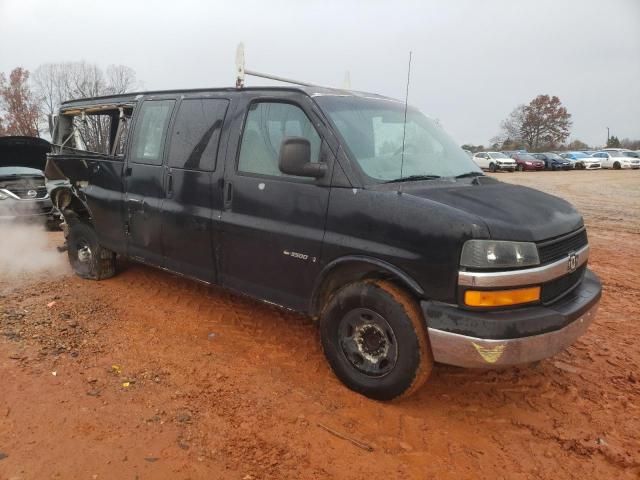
(393, 143), (419, 156)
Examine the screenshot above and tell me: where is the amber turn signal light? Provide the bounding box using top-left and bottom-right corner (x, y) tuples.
(464, 286), (541, 307)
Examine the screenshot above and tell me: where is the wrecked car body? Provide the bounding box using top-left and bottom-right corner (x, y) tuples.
(46, 86), (601, 400)
(0, 136), (58, 228)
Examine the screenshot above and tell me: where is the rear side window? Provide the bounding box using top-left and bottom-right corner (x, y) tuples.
(130, 100), (175, 165)
(238, 102), (321, 177)
(167, 98), (229, 171)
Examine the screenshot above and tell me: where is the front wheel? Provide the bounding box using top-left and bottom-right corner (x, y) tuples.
(613, 161), (621, 170)
(517, 164), (524, 172)
(320, 280), (433, 400)
(489, 163), (497, 173)
(67, 221), (117, 280)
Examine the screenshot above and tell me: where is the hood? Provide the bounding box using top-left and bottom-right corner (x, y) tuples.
(0, 136), (51, 171)
(388, 180), (583, 242)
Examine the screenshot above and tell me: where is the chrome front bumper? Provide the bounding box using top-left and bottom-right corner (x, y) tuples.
(428, 301), (598, 368)
(423, 268), (602, 368)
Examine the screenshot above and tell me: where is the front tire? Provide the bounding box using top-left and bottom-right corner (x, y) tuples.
(489, 163), (497, 173)
(613, 161), (621, 170)
(517, 164), (524, 172)
(67, 221), (116, 280)
(320, 280), (433, 400)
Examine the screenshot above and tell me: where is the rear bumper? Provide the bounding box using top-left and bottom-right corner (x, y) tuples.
(422, 269), (602, 368)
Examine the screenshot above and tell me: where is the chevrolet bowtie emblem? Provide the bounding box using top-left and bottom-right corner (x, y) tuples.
(472, 342), (506, 364)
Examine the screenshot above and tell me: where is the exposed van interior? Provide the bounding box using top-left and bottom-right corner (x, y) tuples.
(53, 103), (135, 157)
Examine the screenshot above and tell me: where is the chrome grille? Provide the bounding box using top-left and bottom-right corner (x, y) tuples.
(7, 186), (48, 199)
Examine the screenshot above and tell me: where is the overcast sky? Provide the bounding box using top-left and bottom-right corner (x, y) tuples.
(1, 0), (639, 147)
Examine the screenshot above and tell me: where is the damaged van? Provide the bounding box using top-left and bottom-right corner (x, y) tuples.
(46, 86), (601, 400)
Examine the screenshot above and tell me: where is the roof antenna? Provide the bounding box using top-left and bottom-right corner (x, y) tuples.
(399, 51), (412, 183)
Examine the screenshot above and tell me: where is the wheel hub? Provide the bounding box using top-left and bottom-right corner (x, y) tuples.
(338, 308), (398, 377)
(356, 324), (386, 357)
(77, 244), (92, 263)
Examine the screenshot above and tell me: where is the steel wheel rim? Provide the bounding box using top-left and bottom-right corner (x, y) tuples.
(338, 308), (398, 377)
(76, 239), (93, 264)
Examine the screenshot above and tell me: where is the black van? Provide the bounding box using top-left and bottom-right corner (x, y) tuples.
(45, 86), (601, 400)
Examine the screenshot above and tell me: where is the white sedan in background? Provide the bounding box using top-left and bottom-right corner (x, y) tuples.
(472, 152), (516, 172)
(560, 152), (601, 169)
(592, 150), (640, 169)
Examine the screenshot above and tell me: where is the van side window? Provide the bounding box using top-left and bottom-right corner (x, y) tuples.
(130, 100), (175, 165)
(238, 102), (321, 177)
(168, 99), (229, 171)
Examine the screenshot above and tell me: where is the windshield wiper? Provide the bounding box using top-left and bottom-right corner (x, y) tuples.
(384, 174), (442, 184)
(454, 171), (484, 179)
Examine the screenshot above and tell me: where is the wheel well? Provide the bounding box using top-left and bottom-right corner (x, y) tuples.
(310, 259), (423, 319)
(52, 187), (91, 224)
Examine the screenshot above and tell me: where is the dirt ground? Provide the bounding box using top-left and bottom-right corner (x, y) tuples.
(1, 170), (638, 480)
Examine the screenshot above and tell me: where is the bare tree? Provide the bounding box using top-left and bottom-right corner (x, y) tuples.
(490, 105), (525, 148)
(0, 67), (41, 137)
(567, 139), (589, 150)
(32, 62), (139, 152)
(105, 65), (138, 94)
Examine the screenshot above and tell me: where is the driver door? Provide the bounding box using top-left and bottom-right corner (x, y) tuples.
(219, 96), (333, 311)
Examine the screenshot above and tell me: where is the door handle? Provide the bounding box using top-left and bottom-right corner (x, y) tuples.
(224, 181), (233, 207)
(167, 172), (173, 198)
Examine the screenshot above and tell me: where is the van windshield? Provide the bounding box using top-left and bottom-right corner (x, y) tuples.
(315, 96), (481, 183)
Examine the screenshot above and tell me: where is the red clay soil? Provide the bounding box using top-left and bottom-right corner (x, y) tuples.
(1, 170), (638, 479)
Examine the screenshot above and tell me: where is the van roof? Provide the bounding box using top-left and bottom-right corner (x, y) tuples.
(59, 85), (399, 111)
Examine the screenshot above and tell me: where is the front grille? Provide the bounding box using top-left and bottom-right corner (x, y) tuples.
(7, 186), (48, 199)
(537, 229), (588, 264)
(541, 265), (586, 303)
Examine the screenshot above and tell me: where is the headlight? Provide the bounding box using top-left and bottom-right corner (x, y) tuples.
(525, 161), (532, 165)
(460, 240), (540, 269)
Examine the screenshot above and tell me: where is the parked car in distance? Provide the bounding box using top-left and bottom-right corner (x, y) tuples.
(592, 150), (640, 169)
(472, 151), (516, 172)
(0, 136), (59, 228)
(531, 152), (573, 170)
(560, 152), (601, 170)
(45, 85), (601, 400)
(508, 153), (545, 171)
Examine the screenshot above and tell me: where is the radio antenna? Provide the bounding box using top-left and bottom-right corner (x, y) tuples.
(399, 51), (412, 181)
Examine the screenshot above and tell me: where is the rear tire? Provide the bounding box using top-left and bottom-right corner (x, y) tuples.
(67, 221), (116, 280)
(320, 280), (433, 400)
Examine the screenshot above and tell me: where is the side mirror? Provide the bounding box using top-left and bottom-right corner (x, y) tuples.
(279, 137), (327, 178)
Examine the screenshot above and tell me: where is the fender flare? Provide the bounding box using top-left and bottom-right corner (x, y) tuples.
(309, 255), (424, 317)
